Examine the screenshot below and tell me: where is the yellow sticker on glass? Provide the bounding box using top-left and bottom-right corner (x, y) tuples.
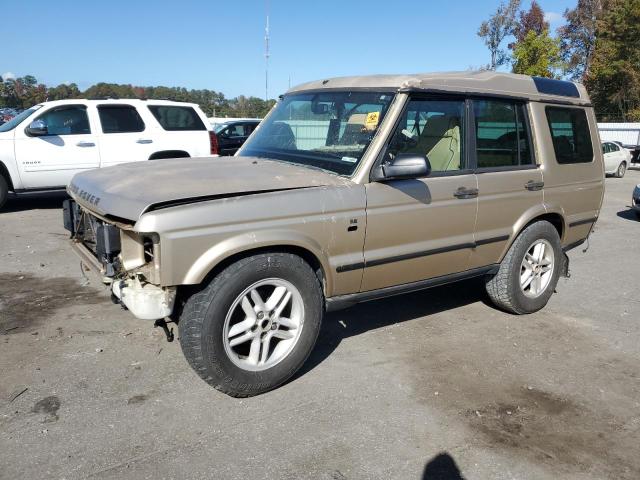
(365, 111), (380, 130)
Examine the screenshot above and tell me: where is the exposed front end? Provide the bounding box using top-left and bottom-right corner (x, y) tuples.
(63, 199), (176, 320)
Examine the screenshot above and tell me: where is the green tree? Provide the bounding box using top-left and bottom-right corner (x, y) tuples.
(478, 0), (521, 70)
(512, 29), (564, 78)
(585, 0), (640, 121)
(510, 0), (548, 48)
(558, 0), (603, 81)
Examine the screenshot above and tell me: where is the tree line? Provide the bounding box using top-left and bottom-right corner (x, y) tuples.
(0, 76), (276, 118)
(478, 0), (640, 121)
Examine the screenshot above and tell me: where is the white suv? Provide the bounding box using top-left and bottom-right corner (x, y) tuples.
(0, 99), (215, 209)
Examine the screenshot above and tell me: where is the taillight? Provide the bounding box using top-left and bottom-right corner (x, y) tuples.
(209, 131), (219, 155)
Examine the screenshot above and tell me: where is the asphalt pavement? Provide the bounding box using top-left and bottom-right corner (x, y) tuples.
(1, 172), (639, 480)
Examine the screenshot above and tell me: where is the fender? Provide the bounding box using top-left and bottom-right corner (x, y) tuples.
(497, 203), (565, 261)
(0, 134), (23, 190)
(180, 229), (336, 295)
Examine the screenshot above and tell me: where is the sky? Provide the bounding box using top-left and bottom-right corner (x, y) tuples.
(2, 0), (574, 99)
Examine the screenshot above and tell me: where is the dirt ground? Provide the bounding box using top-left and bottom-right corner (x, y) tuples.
(1, 171), (639, 480)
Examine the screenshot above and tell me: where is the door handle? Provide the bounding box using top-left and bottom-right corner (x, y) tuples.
(136, 139), (153, 144)
(525, 180), (544, 191)
(76, 141), (95, 147)
(453, 187), (479, 199)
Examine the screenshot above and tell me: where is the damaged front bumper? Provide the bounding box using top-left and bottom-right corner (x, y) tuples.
(112, 277), (176, 321)
(65, 199), (175, 321)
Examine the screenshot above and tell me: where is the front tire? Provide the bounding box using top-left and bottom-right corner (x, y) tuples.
(178, 252), (323, 397)
(616, 162), (627, 178)
(0, 175), (8, 210)
(485, 221), (562, 315)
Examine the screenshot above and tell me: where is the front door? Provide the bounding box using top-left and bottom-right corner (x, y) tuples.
(469, 99), (544, 269)
(14, 104), (100, 189)
(362, 97), (478, 292)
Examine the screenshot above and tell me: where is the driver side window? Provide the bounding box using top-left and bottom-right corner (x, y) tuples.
(387, 99), (465, 172)
(35, 106), (90, 136)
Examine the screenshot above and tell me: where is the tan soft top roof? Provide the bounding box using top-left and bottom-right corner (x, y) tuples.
(287, 71), (590, 106)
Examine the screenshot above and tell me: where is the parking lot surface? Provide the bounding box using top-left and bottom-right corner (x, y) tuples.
(1, 172), (639, 480)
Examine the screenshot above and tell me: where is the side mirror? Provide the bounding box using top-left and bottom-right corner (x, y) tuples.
(26, 119), (48, 137)
(375, 153), (431, 181)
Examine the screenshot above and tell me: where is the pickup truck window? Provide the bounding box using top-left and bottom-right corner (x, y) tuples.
(35, 106), (90, 136)
(148, 106), (207, 131)
(98, 105), (145, 133)
(0, 106), (41, 133)
(239, 91), (394, 176)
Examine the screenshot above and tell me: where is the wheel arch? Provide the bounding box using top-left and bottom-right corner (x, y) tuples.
(148, 150), (190, 160)
(178, 233), (333, 297)
(0, 161), (15, 191)
(201, 245), (326, 291)
(499, 209), (565, 262)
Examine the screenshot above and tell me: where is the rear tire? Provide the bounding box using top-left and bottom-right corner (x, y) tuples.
(0, 175), (8, 210)
(179, 252), (323, 397)
(616, 162), (627, 178)
(485, 221), (562, 315)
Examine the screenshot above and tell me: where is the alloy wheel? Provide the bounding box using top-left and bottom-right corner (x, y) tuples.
(520, 239), (555, 298)
(223, 278), (304, 371)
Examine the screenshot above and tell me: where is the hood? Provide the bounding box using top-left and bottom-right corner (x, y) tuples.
(68, 156), (352, 221)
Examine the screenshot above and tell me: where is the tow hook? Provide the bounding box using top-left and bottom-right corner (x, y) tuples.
(154, 319), (175, 342)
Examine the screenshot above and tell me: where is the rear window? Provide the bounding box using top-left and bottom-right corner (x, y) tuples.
(148, 106), (206, 131)
(545, 107), (593, 164)
(98, 105), (145, 133)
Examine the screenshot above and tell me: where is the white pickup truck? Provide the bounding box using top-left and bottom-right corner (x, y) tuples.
(0, 99), (215, 209)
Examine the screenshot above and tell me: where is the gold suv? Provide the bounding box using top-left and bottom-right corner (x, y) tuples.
(64, 72), (605, 397)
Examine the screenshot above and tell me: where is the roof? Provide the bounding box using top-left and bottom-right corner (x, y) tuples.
(34, 98), (200, 108)
(287, 71), (590, 106)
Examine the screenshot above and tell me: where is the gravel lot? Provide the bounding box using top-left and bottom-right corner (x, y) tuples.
(1, 171), (639, 480)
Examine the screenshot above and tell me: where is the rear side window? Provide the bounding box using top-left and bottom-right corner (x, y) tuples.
(545, 107), (593, 164)
(148, 106), (206, 131)
(98, 105), (145, 133)
(474, 100), (533, 168)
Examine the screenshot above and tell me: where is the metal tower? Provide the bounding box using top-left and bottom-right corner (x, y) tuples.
(264, 9), (270, 101)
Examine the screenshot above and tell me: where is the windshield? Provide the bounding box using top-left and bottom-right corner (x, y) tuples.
(214, 123), (230, 133)
(238, 91), (394, 176)
(0, 106), (41, 133)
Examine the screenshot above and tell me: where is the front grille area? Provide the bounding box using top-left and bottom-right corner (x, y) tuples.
(64, 199), (122, 276)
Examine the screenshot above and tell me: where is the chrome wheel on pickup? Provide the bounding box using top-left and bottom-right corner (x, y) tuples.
(178, 252), (323, 397)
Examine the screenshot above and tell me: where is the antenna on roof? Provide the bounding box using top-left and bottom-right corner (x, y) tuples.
(264, 0), (270, 101)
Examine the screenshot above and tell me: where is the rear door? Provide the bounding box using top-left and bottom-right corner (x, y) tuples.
(96, 104), (155, 168)
(218, 123), (248, 155)
(14, 104), (101, 189)
(469, 99), (543, 269)
(602, 142), (616, 172)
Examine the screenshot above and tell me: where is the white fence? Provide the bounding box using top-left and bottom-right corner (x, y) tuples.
(598, 123), (640, 149)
